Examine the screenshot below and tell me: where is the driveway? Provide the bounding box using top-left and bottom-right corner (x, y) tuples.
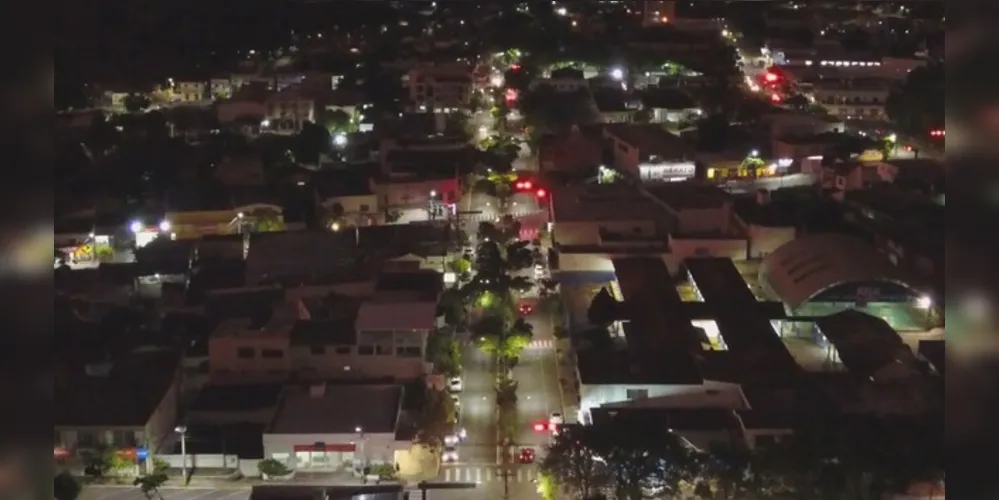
(81, 486), (249, 500)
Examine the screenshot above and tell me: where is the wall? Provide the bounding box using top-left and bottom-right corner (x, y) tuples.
(378, 178), (460, 208)
(668, 237), (747, 268)
(145, 375), (182, 453)
(321, 194), (380, 219)
(675, 206), (732, 235)
(605, 134), (642, 175)
(284, 281), (376, 303)
(557, 252), (617, 273)
(579, 381), (746, 417)
(263, 432), (405, 467)
(217, 101), (267, 124)
(289, 345), (426, 380)
(747, 224), (796, 259)
(157, 453), (239, 469)
(555, 220), (659, 247)
(208, 335), (292, 381)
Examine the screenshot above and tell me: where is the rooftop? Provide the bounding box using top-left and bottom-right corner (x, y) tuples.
(589, 407), (740, 432)
(267, 384), (403, 435)
(356, 301), (438, 331)
(604, 123), (691, 162)
(313, 169), (374, 199)
(551, 183), (667, 223)
(641, 88), (697, 110)
(211, 302), (299, 338)
(289, 319), (357, 347)
(815, 310), (918, 380)
(189, 383), (286, 413)
(204, 285), (285, 319)
(55, 349), (181, 427)
(374, 270), (443, 300)
(644, 181), (732, 211)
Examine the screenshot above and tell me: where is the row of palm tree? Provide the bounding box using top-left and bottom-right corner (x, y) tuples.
(540, 412), (943, 500)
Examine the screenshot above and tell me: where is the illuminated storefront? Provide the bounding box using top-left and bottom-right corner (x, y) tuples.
(638, 161), (696, 182)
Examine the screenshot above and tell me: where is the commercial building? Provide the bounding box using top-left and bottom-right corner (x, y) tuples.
(407, 66), (473, 111)
(810, 77), (892, 121)
(602, 124), (695, 182)
(263, 383), (410, 471)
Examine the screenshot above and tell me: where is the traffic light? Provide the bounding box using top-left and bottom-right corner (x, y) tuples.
(536, 188), (547, 199)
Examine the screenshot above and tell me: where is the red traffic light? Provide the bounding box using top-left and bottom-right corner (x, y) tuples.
(536, 188), (547, 198)
(533, 422), (548, 432)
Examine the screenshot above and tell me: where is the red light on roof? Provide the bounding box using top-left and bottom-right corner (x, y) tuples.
(764, 72), (778, 82)
(536, 188), (547, 198)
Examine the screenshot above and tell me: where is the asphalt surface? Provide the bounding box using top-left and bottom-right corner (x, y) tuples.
(81, 486), (249, 500)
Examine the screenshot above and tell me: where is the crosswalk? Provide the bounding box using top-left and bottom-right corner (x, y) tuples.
(526, 339), (555, 350)
(442, 466), (538, 483)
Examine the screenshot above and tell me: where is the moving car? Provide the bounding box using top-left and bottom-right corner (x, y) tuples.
(442, 445), (459, 463)
(549, 412), (564, 427)
(533, 263), (544, 278)
(518, 448), (536, 464)
(518, 303), (533, 315)
(448, 376), (463, 393)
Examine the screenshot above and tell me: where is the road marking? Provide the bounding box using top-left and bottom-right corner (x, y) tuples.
(474, 468), (482, 483)
(526, 339), (554, 349)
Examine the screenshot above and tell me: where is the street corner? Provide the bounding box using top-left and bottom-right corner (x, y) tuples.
(81, 485), (250, 500)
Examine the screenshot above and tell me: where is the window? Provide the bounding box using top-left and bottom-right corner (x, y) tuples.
(310, 345), (326, 355)
(625, 389), (649, 400)
(360, 204), (370, 212)
(237, 347), (255, 359)
(261, 349), (284, 359)
(335, 346), (352, 355)
(397, 346), (422, 357)
(375, 344), (392, 355)
(358, 345), (375, 355)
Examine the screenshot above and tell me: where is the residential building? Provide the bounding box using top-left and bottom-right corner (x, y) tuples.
(407, 66), (473, 111)
(760, 109), (844, 139)
(640, 89), (700, 124)
(314, 170), (380, 228)
(263, 383), (412, 471)
(55, 349), (182, 471)
(772, 132), (844, 160)
(265, 86), (316, 134)
(645, 183), (750, 266)
(165, 200), (283, 240)
(530, 68), (588, 93)
(216, 83), (271, 125)
(811, 78), (891, 120)
(207, 302), (302, 384)
(538, 125), (604, 176)
(210, 77), (234, 100)
(173, 80), (207, 103)
(602, 123), (695, 181)
(593, 89), (638, 124)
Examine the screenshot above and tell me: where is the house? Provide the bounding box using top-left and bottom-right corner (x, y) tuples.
(530, 67), (588, 93)
(217, 83), (271, 126)
(602, 123), (695, 181)
(262, 383), (411, 472)
(207, 303), (302, 385)
(164, 183), (283, 240)
(407, 66), (473, 111)
(538, 125), (604, 176)
(314, 169), (380, 228)
(640, 89), (700, 124)
(55, 349), (182, 471)
(210, 77), (234, 100)
(264, 86), (316, 134)
(772, 131), (847, 160)
(592, 89), (637, 124)
(173, 80), (207, 104)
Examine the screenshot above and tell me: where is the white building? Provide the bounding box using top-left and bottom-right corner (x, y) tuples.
(602, 123), (695, 181)
(263, 383), (410, 471)
(811, 78), (892, 121)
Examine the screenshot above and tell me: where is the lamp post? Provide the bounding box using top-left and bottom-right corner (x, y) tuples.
(355, 426), (366, 474)
(175, 425), (188, 483)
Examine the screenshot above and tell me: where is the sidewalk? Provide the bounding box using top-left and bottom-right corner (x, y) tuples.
(554, 344), (581, 424)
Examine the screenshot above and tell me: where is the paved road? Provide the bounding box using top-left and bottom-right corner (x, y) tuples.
(81, 486), (248, 500)
(452, 344), (499, 467)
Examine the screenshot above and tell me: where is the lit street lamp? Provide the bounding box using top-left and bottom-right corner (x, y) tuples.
(175, 425), (188, 483)
(355, 426), (367, 473)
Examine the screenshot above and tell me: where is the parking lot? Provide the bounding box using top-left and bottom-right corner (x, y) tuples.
(81, 486), (250, 500)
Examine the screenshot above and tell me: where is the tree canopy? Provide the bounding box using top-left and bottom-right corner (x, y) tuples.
(885, 63), (944, 137)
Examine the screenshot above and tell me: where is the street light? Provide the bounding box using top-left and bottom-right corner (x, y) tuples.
(129, 221), (143, 233)
(175, 426), (188, 483)
(334, 133), (347, 147)
(355, 426), (366, 472)
(159, 220), (171, 232)
(610, 68), (624, 81)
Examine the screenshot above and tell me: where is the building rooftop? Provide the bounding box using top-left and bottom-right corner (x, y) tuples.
(604, 123), (691, 162)
(204, 285), (285, 319)
(584, 257), (703, 385)
(590, 407), (740, 432)
(356, 301), (438, 331)
(55, 349), (181, 427)
(289, 319), (357, 347)
(815, 310), (918, 380)
(375, 270), (443, 299)
(313, 169), (374, 199)
(644, 181), (732, 211)
(551, 183), (667, 223)
(189, 383), (286, 413)
(211, 302), (299, 338)
(267, 384), (403, 435)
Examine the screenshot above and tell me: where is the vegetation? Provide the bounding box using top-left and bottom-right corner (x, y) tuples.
(258, 458), (292, 477)
(133, 471), (169, 499)
(414, 388), (456, 450)
(541, 413), (943, 500)
(885, 63), (944, 138)
(53, 471), (81, 500)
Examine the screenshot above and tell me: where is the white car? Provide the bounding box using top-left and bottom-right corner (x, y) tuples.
(444, 434), (460, 446)
(442, 445), (459, 463)
(447, 376), (463, 393)
(549, 412), (564, 427)
(534, 263), (544, 278)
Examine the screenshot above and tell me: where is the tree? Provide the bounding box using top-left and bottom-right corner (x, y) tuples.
(133, 472), (169, 499)
(785, 93), (810, 111)
(294, 121), (332, 165)
(123, 93), (152, 114)
(633, 108), (654, 124)
(541, 425), (610, 499)
(250, 208), (285, 232)
(428, 328), (462, 377)
(504, 239), (534, 271)
(587, 287), (620, 327)
(885, 63), (944, 138)
(53, 471), (81, 500)
(591, 424), (698, 500)
(414, 388), (455, 450)
(322, 108), (353, 133)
